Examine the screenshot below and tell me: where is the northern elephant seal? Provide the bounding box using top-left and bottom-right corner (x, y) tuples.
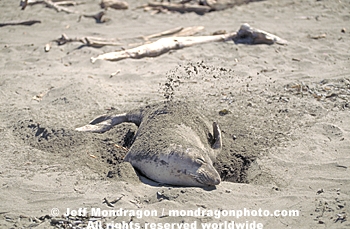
(76, 102), (222, 187)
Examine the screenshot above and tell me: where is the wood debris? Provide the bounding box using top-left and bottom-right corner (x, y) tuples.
(146, 2), (211, 15)
(78, 11), (109, 23)
(91, 32), (236, 63)
(44, 43), (51, 52)
(54, 0), (84, 6)
(103, 197), (114, 207)
(309, 33), (327, 39)
(110, 70), (121, 78)
(50, 26), (202, 50)
(20, 0), (79, 13)
(100, 0), (128, 10)
(206, 0), (261, 11)
(114, 144), (128, 152)
(143, 0), (262, 14)
(143, 26), (204, 40)
(54, 33), (121, 47)
(233, 23), (287, 45)
(32, 87), (54, 101)
(0, 20), (41, 27)
(20, 0), (109, 23)
(143, 27), (184, 40)
(91, 23), (287, 63)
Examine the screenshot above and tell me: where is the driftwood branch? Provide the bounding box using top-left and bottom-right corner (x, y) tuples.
(0, 20), (41, 27)
(205, 0), (263, 11)
(91, 23), (287, 63)
(146, 2), (211, 14)
(20, 0), (79, 13)
(54, 34), (121, 47)
(142, 26), (204, 40)
(54, 1), (83, 7)
(78, 11), (109, 23)
(100, 0), (128, 10)
(49, 26), (203, 52)
(233, 23), (287, 45)
(144, 0), (263, 14)
(91, 32), (236, 63)
(20, 0), (109, 23)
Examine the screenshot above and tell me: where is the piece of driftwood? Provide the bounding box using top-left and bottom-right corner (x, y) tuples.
(91, 32), (236, 63)
(54, 33), (121, 47)
(20, 0), (79, 13)
(0, 20), (41, 27)
(143, 26), (183, 40)
(100, 0), (128, 10)
(91, 23), (287, 63)
(51, 0), (83, 6)
(143, 26), (204, 40)
(205, 0), (262, 11)
(147, 2), (211, 14)
(173, 26), (205, 36)
(233, 23), (287, 45)
(20, 0), (109, 23)
(78, 11), (109, 23)
(144, 0), (262, 14)
(50, 26), (202, 50)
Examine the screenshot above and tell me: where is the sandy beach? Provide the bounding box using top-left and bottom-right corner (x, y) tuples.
(0, 0), (349, 228)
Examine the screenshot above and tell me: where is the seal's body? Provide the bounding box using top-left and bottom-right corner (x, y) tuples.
(76, 102), (222, 187)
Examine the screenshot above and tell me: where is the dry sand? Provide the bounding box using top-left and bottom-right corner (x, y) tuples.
(0, 0), (349, 228)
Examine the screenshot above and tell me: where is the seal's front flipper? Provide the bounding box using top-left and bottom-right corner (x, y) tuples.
(211, 122), (222, 150)
(76, 113), (128, 133)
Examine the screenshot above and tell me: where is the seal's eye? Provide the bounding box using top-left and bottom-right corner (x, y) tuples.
(196, 158), (206, 165)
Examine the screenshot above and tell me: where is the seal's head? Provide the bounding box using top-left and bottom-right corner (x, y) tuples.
(162, 146), (221, 187)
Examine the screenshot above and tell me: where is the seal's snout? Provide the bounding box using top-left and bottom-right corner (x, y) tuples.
(211, 176), (221, 186)
(206, 173), (221, 186)
(203, 174), (221, 186)
(197, 166), (221, 186)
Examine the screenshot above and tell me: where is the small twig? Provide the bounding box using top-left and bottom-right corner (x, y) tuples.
(172, 26), (204, 36)
(309, 33), (326, 39)
(143, 26), (204, 40)
(114, 144), (128, 152)
(100, 0), (128, 10)
(0, 20), (41, 27)
(129, 200), (141, 208)
(143, 26), (184, 40)
(20, 0), (79, 13)
(55, 1), (84, 6)
(145, 0), (262, 13)
(79, 11), (109, 23)
(20, 0), (29, 10)
(110, 194), (125, 204)
(45, 0), (78, 13)
(103, 198), (114, 207)
(54, 33), (121, 47)
(32, 86), (54, 101)
(54, 33), (80, 45)
(20, 0), (107, 23)
(147, 2), (211, 14)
